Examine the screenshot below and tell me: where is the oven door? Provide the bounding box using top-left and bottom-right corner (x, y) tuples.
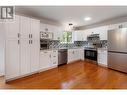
(40, 40), (49, 50)
(85, 50), (97, 61)
(40, 44), (49, 50)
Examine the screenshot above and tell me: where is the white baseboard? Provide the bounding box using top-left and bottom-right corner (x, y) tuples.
(39, 66), (57, 73)
(5, 71), (39, 82)
(98, 63), (107, 68)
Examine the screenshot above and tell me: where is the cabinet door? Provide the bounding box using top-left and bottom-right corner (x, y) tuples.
(98, 50), (107, 66)
(74, 31), (85, 41)
(73, 49), (79, 60)
(68, 50), (72, 63)
(40, 51), (51, 70)
(68, 49), (75, 63)
(30, 40), (40, 73)
(5, 40), (20, 80)
(20, 16), (30, 39)
(31, 18), (40, 41)
(30, 19), (40, 73)
(20, 16), (31, 75)
(51, 50), (58, 66)
(5, 15), (20, 80)
(98, 26), (108, 40)
(20, 39), (31, 75)
(78, 49), (84, 60)
(6, 15), (20, 39)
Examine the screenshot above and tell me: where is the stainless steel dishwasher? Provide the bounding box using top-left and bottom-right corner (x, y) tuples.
(58, 49), (68, 66)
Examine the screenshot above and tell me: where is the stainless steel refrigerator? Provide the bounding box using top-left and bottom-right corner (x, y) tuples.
(108, 28), (127, 73)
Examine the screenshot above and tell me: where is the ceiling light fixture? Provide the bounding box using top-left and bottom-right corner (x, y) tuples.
(84, 17), (92, 21)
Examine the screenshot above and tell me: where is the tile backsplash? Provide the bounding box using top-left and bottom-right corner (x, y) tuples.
(48, 40), (107, 49)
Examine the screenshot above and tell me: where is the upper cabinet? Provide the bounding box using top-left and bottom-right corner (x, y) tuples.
(40, 23), (63, 40)
(74, 25), (108, 41)
(74, 31), (86, 41)
(92, 26), (108, 40)
(82, 26), (108, 41)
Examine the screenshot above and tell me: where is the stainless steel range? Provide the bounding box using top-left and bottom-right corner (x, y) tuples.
(84, 48), (97, 61)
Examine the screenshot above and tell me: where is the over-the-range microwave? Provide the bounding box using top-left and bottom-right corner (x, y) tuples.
(40, 31), (53, 39)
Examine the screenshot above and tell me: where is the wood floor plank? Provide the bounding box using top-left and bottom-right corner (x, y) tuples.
(1, 60), (127, 89)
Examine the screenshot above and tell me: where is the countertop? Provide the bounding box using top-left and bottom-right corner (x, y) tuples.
(40, 47), (107, 52)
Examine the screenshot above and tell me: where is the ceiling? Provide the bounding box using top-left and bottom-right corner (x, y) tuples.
(15, 6), (127, 27)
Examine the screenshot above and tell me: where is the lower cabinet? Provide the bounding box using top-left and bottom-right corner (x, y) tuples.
(51, 50), (58, 67)
(98, 49), (107, 67)
(40, 50), (58, 71)
(78, 49), (84, 60)
(68, 49), (84, 63)
(40, 50), (52, 70)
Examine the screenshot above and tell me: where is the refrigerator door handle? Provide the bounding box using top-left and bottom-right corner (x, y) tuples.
(108, 51), (127, 54)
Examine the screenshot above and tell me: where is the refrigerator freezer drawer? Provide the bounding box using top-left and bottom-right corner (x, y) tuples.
(108, 52), (127, 73)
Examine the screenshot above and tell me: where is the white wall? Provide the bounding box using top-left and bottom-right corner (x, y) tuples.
(0, 23), (5, 76)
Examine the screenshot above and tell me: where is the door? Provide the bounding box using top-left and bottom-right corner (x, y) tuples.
(108, 28), (127, 52)
(20, 16), (31, 75)
(108, 52), (127, 73)
(30, 19), (40, 72)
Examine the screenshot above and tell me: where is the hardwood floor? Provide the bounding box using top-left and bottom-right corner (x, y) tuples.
(1, 60), (127, 89)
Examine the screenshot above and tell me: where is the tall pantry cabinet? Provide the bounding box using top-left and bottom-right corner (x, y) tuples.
(5, 15), (40, 81)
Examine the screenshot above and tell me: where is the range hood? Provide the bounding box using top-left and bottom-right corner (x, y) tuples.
(87, 34), (100, 42)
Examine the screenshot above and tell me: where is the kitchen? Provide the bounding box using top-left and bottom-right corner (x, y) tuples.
(1, 6), (127, 89)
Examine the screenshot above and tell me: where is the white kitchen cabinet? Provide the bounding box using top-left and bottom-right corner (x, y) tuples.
(40, 51), (52, 70)
(74, 31), (85, 41)
(30, 18), (40, 73)
(20, 16), (40, 75)
(52, 27), (63, 40)
(20, 16), (31, 75)
(40, 22), (63, 40)
(98, 49), (107, 67)
(94, 26), (108, 40)
(68, 49), (84, 63)
(51, 50), (58, 66)
(84, 26), (108, 40)
(20, 39), (31, 75)
(68, 49), (75, 63)
(40, 50), (58, 71)
(5, 15), (40, 81)
(6, 39), (20, 80)
(74, 30), (90, 41)
(5, 15), (20, 80)
(78, 49), (84, 60)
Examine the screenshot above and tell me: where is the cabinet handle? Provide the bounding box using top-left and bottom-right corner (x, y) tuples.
(29, 40), (30, 44)
(29, 34), (30, 38)
(18, 40), (20, 44)
(18, 33), (20, 38)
